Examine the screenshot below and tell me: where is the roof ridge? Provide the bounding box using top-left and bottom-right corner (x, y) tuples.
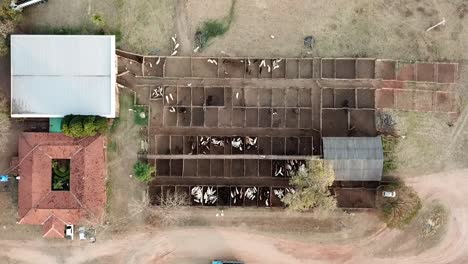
(19, 133), (33, 151)
(33, 191), (52, 209)
(37, 146), (53, 159)
(49, 213), (69, 226)
(69, 191), (84, 210)
(70, 146), (84, 158)
(70, 190), (100, 224)
(43, 224), (64, 238)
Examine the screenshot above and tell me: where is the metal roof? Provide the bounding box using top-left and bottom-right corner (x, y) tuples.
(11, 35), (116, 118)
(323, 137), (383, 181)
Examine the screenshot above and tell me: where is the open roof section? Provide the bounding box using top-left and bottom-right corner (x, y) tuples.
(10, 35), (116, 118)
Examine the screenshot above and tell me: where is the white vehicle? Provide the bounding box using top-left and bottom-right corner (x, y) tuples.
(10, 0), (47, 11)
(382, 191), (396, 198)
(78, 227), (86, 240)
(65, 225), (74, 240)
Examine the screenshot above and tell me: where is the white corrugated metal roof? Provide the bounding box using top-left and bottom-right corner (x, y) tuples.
(11, 35), (116, 118)
(323, 137), (384, 181)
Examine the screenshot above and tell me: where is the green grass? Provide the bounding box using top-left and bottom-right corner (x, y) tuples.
(382, 136), (398, 175)
(108, 140), (118, 153)
(105, 178), (114, 213)
(377, 184), (422, 229)
(196, 0), (236, 48)
(109, 118), (121, 134)
(31, 18), (122, 44)
(133, 106), (148, 126)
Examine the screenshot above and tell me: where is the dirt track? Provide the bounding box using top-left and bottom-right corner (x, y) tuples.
(1, 169), (467, 264)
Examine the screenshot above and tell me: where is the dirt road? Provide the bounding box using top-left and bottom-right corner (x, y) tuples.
(1, 169), (467, 264)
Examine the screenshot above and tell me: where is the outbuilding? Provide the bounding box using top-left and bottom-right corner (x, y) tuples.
(10, 35), (116, 118)
(323, 136), (384, 182)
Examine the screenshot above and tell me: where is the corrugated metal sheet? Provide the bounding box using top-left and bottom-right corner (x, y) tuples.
(11, 35), (116, 118)
(323, 137), (383, 181)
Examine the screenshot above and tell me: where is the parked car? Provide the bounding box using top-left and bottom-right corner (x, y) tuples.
(382, 191), (396, 198)
(78, 227), (86, 240)
(65, 225), (74, 240)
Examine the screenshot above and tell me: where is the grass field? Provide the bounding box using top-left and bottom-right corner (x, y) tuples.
(20, 0), (175, 54)
(18, 0), (468, 60)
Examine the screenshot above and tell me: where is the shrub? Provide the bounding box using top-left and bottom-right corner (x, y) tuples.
(0, 1), (22, 56)
(196, 0), (236, 48)
(109, 117), (121, 133)
(62, 115), (108, 138)
(134, 106), (148, 126)
(283, 160), (337, 212)
(51, 160), (70, 191)
(133, 161), (155, 183)
(91, 14), (106, 28)
(376, 181), (422, 228)
(382, 136), (398, 174)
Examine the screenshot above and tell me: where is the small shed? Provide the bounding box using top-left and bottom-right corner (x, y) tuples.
(323, 137), (383, 181)
(49, 118), (62, 133)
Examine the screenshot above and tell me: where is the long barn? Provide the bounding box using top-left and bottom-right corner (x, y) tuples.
(10, 35), (116, 118)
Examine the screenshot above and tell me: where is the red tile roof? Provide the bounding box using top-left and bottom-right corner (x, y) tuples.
(17, 133), (107, 237)
(42, 215), (66, 238)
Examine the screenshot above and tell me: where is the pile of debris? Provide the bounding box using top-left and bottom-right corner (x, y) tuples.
(304, 36), (315, 49)
(376, 111), (398, 133)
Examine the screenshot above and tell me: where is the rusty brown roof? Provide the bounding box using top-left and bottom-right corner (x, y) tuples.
(17, 133), (107, 237)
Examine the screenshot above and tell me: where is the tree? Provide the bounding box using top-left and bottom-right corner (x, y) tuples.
(133, 161), (155, 183)
(283, 160), (337, 212)
(376, 181), (422, 228)
(0, 1), (22, 56)
(62, 115), (108, 138)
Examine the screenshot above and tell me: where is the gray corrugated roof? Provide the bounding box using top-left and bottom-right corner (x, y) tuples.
(11, 35), (116, 118)
(323, 137), (383, 181)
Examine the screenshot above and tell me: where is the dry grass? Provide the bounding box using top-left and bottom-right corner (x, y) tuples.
(0, 94), (11, 153)
(375, 200), (449, 257)
(187, 0), (467, 60)
(21, 0), (176, 54)
(381, 110), (454, 175)
(20, 0), (467, 60)
(105, 89), (147, 229)
(118, 0), (175, 54)
(146, 191), (190, 227)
